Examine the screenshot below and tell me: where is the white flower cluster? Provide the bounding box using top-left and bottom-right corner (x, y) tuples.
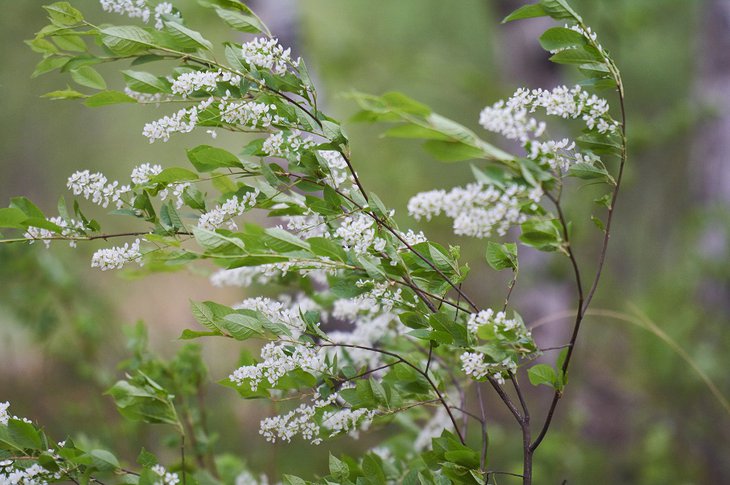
(159, 182), (190, 210)
(67, 170), (131, 209)
(0, 402), (32, 427)
(328, 281), (406, 367)
(259, 391), (374, 444)
(171, 70), (242, 98)
(241, 37), (300, 76)
(282, 212), (328, 239)
(142, 99), (210, 143)
(460, 353), (517, 385)
(153, 2), (174, 30)
(318, 150), (350, 189)
(0, 460), (62, 485)
(151, 464), (180, 485)
(24, 217), (85, 249)
(99, 1), (174, 30)
(478, 85), (618, 171)
(259, 393), (336, 444)
(480, 85), (616, 139)
(197, 191), (259, 230)
(90, 238), (143, 271)
(0, 401), (8, 426)
(467, 309), (526, 337)
(124, 87), (168, 105)
(229, 342), (325, 391)
(234, 294), (319, 338)
(334, 213), (386, 254)
(100, 0), (150, 23)
(461, 309), (534, 384)
(408, 182), (541, 239)
(218, 100), (285, 128)
(321, 407), (376, 439)
(130, 163), (162, 185)
(209, 259), (335, 288)
(398, 229), (428, 247)
(262, 131), (316, 162)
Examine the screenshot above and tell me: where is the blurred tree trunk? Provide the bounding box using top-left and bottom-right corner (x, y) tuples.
(691, 1), (730, 480)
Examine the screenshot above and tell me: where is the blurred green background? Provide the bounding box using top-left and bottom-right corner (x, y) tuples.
(1, 0), (729, 483)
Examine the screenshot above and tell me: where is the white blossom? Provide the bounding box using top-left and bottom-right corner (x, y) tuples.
(334, 213), (385, 254)
(151, 464), (180, 485)
(318, 150), (350, 188)
(24, 217), (86, 248)
(171, 70), (241, 98)
(0, 402), (8, 426)
(241, 37), (299, 76)
(90, 238), (143, 271)
(124, 87), (167, 104)
(281, 212), (328, 239)
(99, 0), (150, 23)
(460, 352), (516, 384)
(142, 97), (215, 143)
(218, 100), (284, 128)
(321, 407), (376, 438)
(197, 191), (259, 230)
(408, 182), (540, 239)
(130, 163), (162, 185)
(153, 2), (176, 30)
(229, 343), (325, 391)
(262, 131), (316, 161)
(234, 294), (319, 338)
(159, 182), (190, 209)
(67, 170), (129, 209)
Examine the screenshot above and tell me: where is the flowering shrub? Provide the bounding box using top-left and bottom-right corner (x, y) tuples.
(0, 0), (627, 483)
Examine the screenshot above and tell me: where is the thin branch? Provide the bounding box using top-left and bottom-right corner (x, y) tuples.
(321, 342), (465, 444)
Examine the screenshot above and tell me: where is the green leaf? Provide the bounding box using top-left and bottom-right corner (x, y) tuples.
(519, 219), (563, 252)
(43, 2), (83, 26)
(10, 197), (45, 219)
(502, 3), (547, 23)
(51, 34), (86, 52)
(122, 70), (170, 94)
(193, 227), (246, 252)
(179, 329), (220, 339)
(84, 90), (137, 107)
(528, 364), (557, 388)
(150, 167), (200, 184)
(187, 145), (243, 172)
(0, 208), (29, 228)
(422, 140), (486, 162)
(219, 313), (265, 340)
(31, 56), (68, 78)
(70, 66), (106, 90)
(549, 45), (603, 65)
(538, 27), (586, 52)
(163, 22), (213, 51)
(215, 7), (267, 34)
(329, 454), (349, 480)
(1, 420), (43, 450)
(89, 449), (120, 471)
(485, 242), (518, 271)
(101, 26), (155, 55)
(568, 162), (615, 184)
(42, 87), (85, 100)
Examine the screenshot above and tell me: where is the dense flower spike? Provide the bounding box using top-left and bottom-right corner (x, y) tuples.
(408, 182), (542, 238)
(229, 342), (325, 391)
(197, 191), (260, 230)
(241, 37), (300, 75)
(90, 239), (143, 270)
(479, 85), (618, 171)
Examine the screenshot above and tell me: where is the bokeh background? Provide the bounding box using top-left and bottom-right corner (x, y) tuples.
(1, 0), (729, 483)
